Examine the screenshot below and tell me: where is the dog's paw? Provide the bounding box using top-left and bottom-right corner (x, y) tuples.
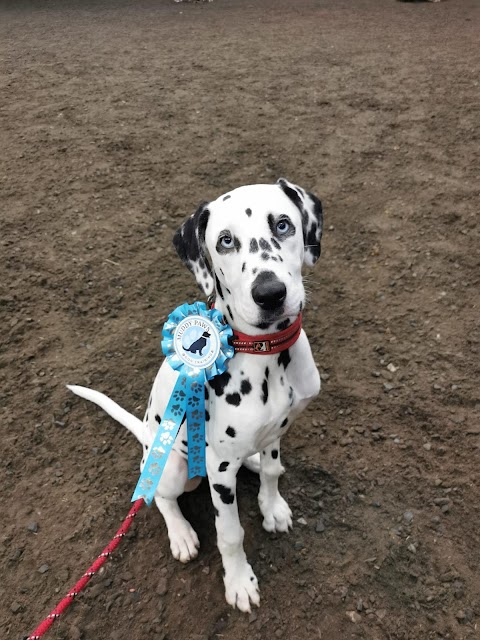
(224, 563), (260, 612)
(169, 521), (200, 563)
(258, 494), (292, 533)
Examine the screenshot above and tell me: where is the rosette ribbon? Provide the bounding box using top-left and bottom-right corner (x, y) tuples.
(132, 302), (234, 506)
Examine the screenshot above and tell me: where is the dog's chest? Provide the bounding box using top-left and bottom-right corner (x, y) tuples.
(207, 352), (298, 456)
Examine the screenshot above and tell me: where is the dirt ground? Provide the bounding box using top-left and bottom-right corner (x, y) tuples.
(1, 0), (479, 638)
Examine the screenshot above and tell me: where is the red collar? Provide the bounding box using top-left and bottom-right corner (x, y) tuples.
(230, 314), (302, 355)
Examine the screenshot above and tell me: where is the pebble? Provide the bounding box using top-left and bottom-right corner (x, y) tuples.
(315, 520), (326, 533)
(403, 511), (414, 524)
(423, 442), (432, 451)
(346, 610), (362, 623)
(27, 521), (39, 533)
(10, 601), (22, 613)
(38, 563), (50, 574)
(297, 517), (308, 526)
(156, 576), (168, 596)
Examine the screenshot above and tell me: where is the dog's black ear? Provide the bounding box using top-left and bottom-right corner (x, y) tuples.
(172, 202), (214, 296)
(277, 178), (323, 266)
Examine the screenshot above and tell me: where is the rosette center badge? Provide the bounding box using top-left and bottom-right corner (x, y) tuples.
(174, 315), (221, 370)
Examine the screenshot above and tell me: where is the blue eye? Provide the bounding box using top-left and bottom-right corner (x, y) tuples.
(276, 219), (290, 235)
(220, 235), (234, 248)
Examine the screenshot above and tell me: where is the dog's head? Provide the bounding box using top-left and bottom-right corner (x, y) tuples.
(173, 178), (323, 332)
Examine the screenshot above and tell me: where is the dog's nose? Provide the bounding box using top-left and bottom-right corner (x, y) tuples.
(251, 271), (287, 311)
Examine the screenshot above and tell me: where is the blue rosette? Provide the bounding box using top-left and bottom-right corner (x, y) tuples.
(132, 302), (234, 506)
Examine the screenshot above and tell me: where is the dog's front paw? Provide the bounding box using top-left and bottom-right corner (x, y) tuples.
(224, 563), (260, 612)
(169, 521), (200, 563)
(259, 494), (292, 533)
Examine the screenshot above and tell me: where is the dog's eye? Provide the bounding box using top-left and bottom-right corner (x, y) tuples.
(276, 220), (290, 235)
(219, 234), (234, 249)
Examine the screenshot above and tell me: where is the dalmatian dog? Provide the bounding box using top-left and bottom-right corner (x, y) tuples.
(68, 177), (322, 612)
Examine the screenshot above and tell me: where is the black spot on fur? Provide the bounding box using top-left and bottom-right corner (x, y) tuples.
(242, 262), (246, 272)
(233, 236), (241, 252)
(226, 304), (234, 322)
(262, 378), (269, 404)
(280, 376), (284, 385)
(256, 321), (272, 330)
(213, 484), (235, 504)
(223, 194), (231, 201)
(219, 461), (230, 472)
(272, 449), (279, 459)
(226, 426), (236, 438)
(145, 444), (149, 450)
(289, 386), (294, 406)
(261, 252), (270, 261)
(245, 208), (252, 216)
(280, 418), (288, 428)
(215, 274), (224, 299)
(205, 410), (210, 422)
(154, 414), (161, 424)
(277, 319), (291, 331)
(205, 386), (209, 401)
(182, 440), (188, 447)
(278, 349), (291, 370)
(214, 507), (219, 517)
(271, 237), (281, 250)
(240, 379), (252, 395)
(259, 238), (272, 252)
(252, 268), (258, 275)
(265, 367), (270, 379)
(209, 371), (231, 396)
(249, 238), (258, 253)
(226, 392), (241, 407)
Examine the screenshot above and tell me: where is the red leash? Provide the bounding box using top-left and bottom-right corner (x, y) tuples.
(27, 498), (144, 640)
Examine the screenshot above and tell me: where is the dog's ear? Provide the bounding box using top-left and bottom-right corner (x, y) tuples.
(172, 202), (214, 296)
(277, 178), (323, 266)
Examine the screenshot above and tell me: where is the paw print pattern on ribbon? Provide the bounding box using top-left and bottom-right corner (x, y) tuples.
(190, 382), (202, 394)
(152, 446), (166, 459)
(170, 404), (184, 417)
(159, 432), (174, 446)
(173, 389), (186, 403)
(188, 395), (200, 408)
(162, 419), (178, 432)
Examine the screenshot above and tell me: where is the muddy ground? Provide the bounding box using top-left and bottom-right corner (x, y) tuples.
(1, 0), (479, 638)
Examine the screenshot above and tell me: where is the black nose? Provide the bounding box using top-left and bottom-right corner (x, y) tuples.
(251, 271), (287, 311)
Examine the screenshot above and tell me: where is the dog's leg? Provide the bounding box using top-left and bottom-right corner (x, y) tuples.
(207, 449), (260, 612)
(153, 450), (200, 564)
(258, 439), (292, 533)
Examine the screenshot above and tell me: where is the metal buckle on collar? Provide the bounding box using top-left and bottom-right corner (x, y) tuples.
(253, 340), (271, 353)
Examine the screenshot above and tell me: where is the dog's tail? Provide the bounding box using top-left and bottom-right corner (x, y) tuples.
(67, 385), (145, 444)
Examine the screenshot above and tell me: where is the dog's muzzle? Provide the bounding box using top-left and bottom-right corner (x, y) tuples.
(251, 271), (287, 312)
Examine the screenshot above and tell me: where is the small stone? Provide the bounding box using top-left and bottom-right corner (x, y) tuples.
(297, 517), (308, 526)
(11, 601), (22, 613)
(346, 611), (362, 623)
(456, 610), (466, 622)
(407, 544), (416, 554)
(403, 511), (414, 524)
(38, 564), (50, 574)
(423, 442), (432, 451)
(294, 541), (304, 550)
(315, 520), (325, 533)
(27, 522), (39, 533)
(156, 577), (168, 596)
(376, 609), (387, 620)
(249, 611), (258, 624)
(387, 363), (398, 373)
(383, 383), (394, 392)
